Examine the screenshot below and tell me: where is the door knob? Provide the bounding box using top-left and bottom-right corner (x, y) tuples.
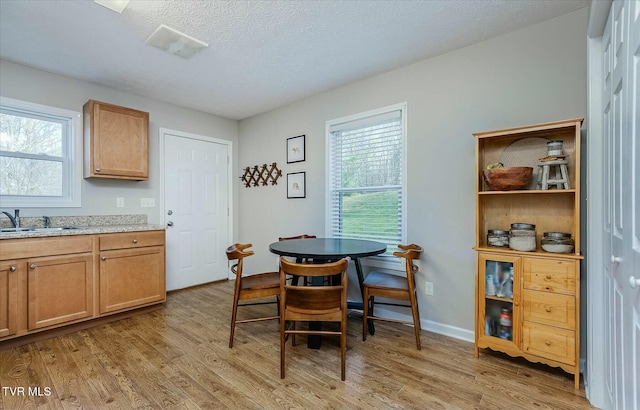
(611, 255), (622, 264)
(630, 276), (640, 289)
(167, 221), (174, 227)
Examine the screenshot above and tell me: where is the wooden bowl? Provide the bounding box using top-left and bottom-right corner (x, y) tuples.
(482, 167), (533, 191)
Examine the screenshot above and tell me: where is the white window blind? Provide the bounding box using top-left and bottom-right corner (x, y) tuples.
(326, 104), (406, 255)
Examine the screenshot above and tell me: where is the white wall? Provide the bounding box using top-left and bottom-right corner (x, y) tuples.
(237, 8), (589, 337)
(0, 59), (238, 226)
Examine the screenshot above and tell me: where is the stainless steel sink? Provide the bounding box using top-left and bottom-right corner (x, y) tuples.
(34, 226), (87, 231)
(0, 226), (87, 234)
(0, 227), (35, 233)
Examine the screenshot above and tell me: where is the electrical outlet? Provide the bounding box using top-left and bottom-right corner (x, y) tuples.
(140, 198), (156, 208)
(425, 281), (434, 296)
(116, 197), (124, 208)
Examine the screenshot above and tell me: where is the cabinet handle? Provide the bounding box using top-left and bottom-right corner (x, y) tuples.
(545, 340), (551, 346)
(545, 274), (552, 280)
(30, 264), (36, 269)
(133, 239), (138, 244)
(630, 276), (640, 289)
(611, 255), (622, 264)
(95, 168), (101, 172)
(9, 266), (16, 272)
(101, 256), (107, 261)
(545, 307), (551, 312)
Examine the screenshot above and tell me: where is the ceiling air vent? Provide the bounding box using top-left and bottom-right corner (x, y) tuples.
(144, 24), (208, 60)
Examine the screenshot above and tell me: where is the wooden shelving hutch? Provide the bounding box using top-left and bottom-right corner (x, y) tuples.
(473, 118), (584, 390)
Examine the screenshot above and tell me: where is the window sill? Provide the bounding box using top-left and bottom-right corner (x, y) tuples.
(360, 255), (403, 272)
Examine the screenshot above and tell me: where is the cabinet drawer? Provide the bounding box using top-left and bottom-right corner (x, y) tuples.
(523, 322), (575, 365)
(523, 258), (576, 294)
(0, 235), (93, 260)
(99, 230), (165, 250)
(523, 290), (575, 329)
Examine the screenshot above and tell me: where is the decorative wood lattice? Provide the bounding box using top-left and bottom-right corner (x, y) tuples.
(240, 163), (282, 187)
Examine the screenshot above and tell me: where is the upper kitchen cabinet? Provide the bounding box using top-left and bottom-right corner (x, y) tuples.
(83, 100), (149, 180)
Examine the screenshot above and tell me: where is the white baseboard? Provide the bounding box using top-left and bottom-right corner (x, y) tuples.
(368, 306), (474, 343)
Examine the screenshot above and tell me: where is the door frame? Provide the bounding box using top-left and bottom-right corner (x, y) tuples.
(586, 1), (612, 408)
(159, 127), (234, 281)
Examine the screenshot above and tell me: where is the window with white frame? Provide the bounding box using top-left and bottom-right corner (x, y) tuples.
(0, 97), (81, 208)
(326, 103), (406, 259)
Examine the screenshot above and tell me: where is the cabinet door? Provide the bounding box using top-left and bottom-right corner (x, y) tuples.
(84, 100), (149, 180)
(477, 253), (521, 352)
(99, 246), (165, 314)
(28, 254), (93, 330)
(0, 261), (19, 338)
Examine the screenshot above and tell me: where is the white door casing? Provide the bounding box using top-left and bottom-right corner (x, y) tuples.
(628, 0), (639, 407)
(160, 129), (231, 291)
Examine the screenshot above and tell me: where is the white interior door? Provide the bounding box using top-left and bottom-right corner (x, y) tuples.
(601, 1), (639, 409)
(162, 130), (230, 291)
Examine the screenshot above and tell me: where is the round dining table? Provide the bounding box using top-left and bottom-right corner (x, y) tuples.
(269, 237), (387, 343)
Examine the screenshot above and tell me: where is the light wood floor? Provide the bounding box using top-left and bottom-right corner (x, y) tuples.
(1, 280), (595, 409)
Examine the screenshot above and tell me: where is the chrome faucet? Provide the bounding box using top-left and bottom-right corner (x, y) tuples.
(1, 209), (20, 228)
(43, 216), (51, 228)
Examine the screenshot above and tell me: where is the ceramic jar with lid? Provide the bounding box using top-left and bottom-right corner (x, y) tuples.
(541, 232), (574, 253)
(509, 223), (536, 252)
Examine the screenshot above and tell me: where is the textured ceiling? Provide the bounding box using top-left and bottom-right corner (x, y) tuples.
(0, 0), (589, 120)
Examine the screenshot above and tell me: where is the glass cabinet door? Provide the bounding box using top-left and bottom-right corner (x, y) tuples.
(478, 253), (521, 348)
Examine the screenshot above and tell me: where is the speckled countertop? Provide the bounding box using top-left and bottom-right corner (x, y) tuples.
(0, 214), (165, 239)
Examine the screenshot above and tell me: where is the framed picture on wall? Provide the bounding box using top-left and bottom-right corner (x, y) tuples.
(287, 135), (305, 163)
(287, 172), (306, 198)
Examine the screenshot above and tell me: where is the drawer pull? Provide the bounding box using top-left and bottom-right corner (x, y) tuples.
(101, 256), (107, 261)
(545, 340), (551, 346)
(545, 307), (551, 312)
(545, 274), (552, 280)
(133, 239), (138, 244)
(30, 264), (36, 269)
(9, 266), (16, 272)
(95, 168), (101, 172)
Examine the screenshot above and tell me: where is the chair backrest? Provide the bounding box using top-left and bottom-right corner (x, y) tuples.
(278, 234), (317, 241)
(278, 235), (317, 264)
(279, 256), (349, 318)
(226, 243), (254, 277)
(394, 244), (423, 279)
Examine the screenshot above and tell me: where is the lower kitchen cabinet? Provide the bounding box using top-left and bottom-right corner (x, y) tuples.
(99, 230), (166, 314)
(0, 261), (19, 338)
(27, 254), (93, 330)
(0, 229), (165, 345)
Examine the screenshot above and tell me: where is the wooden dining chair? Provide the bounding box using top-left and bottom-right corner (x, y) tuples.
(279, 256), (350, 380)
(278, 234), (317, 285)
(226, 243), (281, 348)
(362, 244), (424, 350)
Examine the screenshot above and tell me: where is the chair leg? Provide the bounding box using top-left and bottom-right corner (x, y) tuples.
(362, 287), (369, 341)
(409, 291), (421, 350)
(291, 321), (297, 346)
(280, 316), (286, 378)
(229, 294), (240, 348)
(341, 318), (347, 381)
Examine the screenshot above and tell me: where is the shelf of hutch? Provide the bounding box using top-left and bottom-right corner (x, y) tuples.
(473, 118), (584, 390)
